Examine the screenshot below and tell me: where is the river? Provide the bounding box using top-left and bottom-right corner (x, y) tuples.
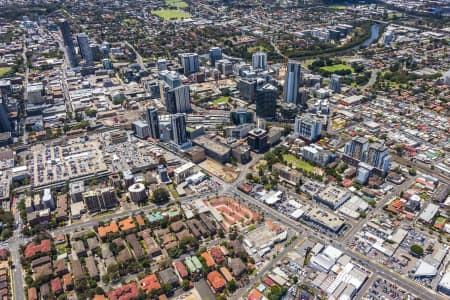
(353, 23), (381, 50)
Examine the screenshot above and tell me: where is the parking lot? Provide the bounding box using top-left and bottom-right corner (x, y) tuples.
(364, 277), (420, 300)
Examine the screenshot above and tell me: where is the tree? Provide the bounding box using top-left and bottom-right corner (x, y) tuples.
(182, 279), (190, 290)
(227, 280), (237, 292)
(268, 286), (288, 300)
(410, 244), (424, 257)
(152, 188), (170, 204)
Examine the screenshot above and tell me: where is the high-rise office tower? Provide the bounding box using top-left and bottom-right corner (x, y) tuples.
(179, 53), (199, 74)
(256, 83), (277, 119)
(58, 19), (78, 67)
(215, 59), (233, 76)
(329, 74), (342, 93)
(165, 85), (191, 114)
(76, 33), (93, 66)
(344, 137), (369, 161)
(284, 61), (301, 103)
(294, 115), (322, 142)
(171, 113), (187, 145)
(209, 47), (222, 67)
(90, 43), (102, 61)
(146, 107), (160, 139)
(252, 52), (267, 70)
(238, 78), (257, 102)
(159, 70), (181, 89)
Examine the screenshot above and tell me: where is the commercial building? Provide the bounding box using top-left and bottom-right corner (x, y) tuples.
(179, 53), (199, 74)
(418, 203), (439, 224)
(170, 113), (188, 145)
(215, 59), (233, 76)
(355, 162), (374, 184)
(256, 83), (277, 119)
(165, 85), (191, 114)
(238, 78), (257, 102)
(314, 186), (351, 210)
(230, 110), (253, 125)
(42, 188), (55, 211)
(272, 163), (302, 185)
(303, 207), (346, 234)
(252, 51), (267, 70)
(328, 74), (342, 93)
(82, 187), (117, 213)
(209, 47), (222, 66)
(102, 58), (112, 70)
(247, 128), (268, 153)
(26, 83), (45, 105)
(159, 70), (181, 88)
(300, 144), (333, 167)
(225, 123), (254, 138)
(185, 146), (206, 164)
(145, 107), (160, 139)
(344, 137), (368, 162)
(76, 33), (93, 66)
(294, 115), (322, 142)
(173, 162), (196, 184)
(58, 18), (78, 67)
(69, 181), (84, 203)
(131, 120), (150, 139)
(284, 61), (301, 103)
(366, 143), (391, 174)
(438, 272), (450, 296)
(193, 135), (231, 164)
(128, 183), (147, 202)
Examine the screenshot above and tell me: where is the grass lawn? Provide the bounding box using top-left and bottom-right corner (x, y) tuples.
(167, 184), (179, 199)
(151, 9), (191, 20)
(247, 45), (268, 53)
(213, 96), (230, 105)
(282, 154), (315, 172)
(0, 67), (12, 78)
(165, 0), (188, 8)
(320, 64), (354, 73)
(329, 5), (346, 9)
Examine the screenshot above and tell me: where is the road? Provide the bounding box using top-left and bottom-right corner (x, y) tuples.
(232, 237), (305, 300)
(362, 68), (379, 89)
(6, 148), (441, 300)
(229, 186), (441, 299)
(124, 41), (146, 70)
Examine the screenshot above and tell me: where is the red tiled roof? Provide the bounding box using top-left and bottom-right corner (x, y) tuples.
(50, 278), (62, 293)
(201, 252), (216, 268)
(135, 215), (145, 226)
(139, 274), (161, 294)
(262, 277), (276, 287)
(27, 287), (37, 300)
(207, 271), (226, 292)
(174, 261), (188, 278)
(98, 221), (119, 238)
(24, 239), (51, 259)
(108, 283), (139, 300)
(209, 246), (225, 263)
(248, 289), (263, 300)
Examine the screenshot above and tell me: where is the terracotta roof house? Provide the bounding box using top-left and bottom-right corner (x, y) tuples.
(140, 274), (161, 294)
(207, 271), (226, 293)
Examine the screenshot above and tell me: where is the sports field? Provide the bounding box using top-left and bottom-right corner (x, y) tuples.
(151, 9), (191, 20)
